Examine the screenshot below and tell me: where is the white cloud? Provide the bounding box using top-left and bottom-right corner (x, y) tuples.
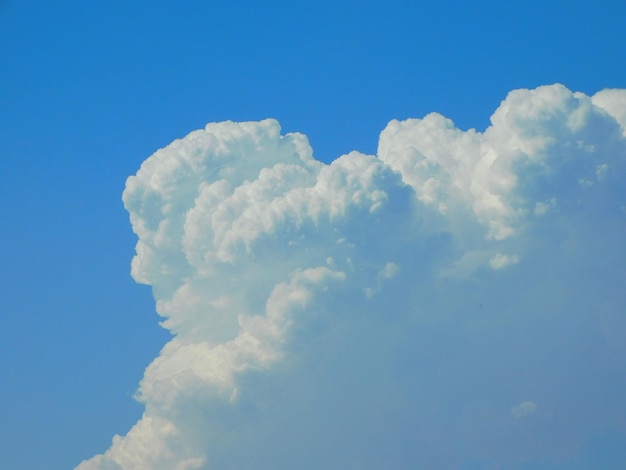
(592, 88), (626, 136)
(533, 200), (552, 216)
(511, 401), (537, 419)
(78, 85), (626, 469)
(489, 253), (519, 270)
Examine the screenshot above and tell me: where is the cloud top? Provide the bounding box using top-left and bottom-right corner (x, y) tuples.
(78, 84), (626, 469)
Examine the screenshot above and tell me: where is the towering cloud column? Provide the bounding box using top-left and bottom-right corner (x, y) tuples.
(78, 85), (626, 469)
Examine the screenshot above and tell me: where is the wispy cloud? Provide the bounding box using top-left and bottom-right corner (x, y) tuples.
(77, 84), (626, 469)
(512, 401), (537, 419)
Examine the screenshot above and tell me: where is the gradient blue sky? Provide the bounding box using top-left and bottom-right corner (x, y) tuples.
(1, 1), (625, 469)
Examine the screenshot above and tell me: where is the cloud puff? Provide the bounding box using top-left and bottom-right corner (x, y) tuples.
(489, 253), (519, 270)
(77, 85), (626, 469)
(511, 401), (537, 419)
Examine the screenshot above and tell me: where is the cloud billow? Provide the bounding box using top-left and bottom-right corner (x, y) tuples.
(77, 84), (626, 469)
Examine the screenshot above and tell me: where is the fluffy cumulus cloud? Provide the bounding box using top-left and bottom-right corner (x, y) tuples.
(78, 85), (626, 469)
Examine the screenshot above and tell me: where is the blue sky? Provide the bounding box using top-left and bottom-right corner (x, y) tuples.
(1, 1), (625, 469)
